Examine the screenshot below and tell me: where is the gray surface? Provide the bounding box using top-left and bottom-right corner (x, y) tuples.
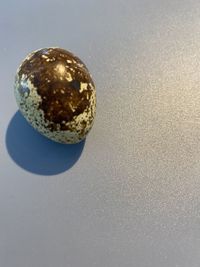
(1, 0), (200, 266)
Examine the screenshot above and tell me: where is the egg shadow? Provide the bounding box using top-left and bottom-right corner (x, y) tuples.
(6, 111), (85, 176)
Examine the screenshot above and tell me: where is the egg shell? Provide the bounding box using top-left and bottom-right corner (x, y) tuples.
(14, 47), (96, 144)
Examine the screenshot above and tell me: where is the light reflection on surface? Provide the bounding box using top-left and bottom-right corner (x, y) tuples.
(55, 63), (66, 75)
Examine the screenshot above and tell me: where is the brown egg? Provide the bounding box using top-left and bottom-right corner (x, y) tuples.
(14, 47), (96, 144)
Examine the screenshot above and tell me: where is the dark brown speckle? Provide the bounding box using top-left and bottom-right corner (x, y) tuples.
(18, 48), (94, 131)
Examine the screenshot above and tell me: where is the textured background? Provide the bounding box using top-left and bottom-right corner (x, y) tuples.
(1, 0), (200, 266)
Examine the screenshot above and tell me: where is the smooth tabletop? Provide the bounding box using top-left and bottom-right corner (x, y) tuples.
(1, 0), (200, 266)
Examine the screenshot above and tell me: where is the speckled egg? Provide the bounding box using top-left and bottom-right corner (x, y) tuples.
(14, 47), (96, 144)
